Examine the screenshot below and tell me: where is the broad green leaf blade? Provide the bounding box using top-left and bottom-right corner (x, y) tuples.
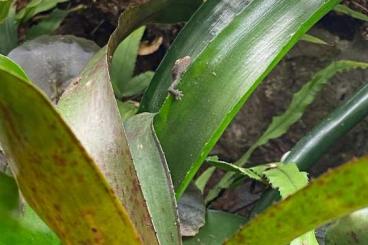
(252, 82), (368, 215)
(0, 67), (141, 244)
(154, 0), (341, 198)
(0, 0), (12, 23)
(122, 71), (154, 97)
(125, 113), (181, 245)
(140, 0), (252, 113)
(227, 156), (368, 245)
(184, 210), (246, 245)
(207, 60), (368, 204)
(25, 8), (69, 40)
(111, 26), (145, 97)
(334, 4), (368, 21)
(0, 7), (17, 55)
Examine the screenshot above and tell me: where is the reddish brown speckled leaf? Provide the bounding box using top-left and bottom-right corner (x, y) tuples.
(0, 66), (141, 244)
(57, 48), (158, 244)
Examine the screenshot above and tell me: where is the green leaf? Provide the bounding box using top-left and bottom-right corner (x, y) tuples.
(206, 156), (265, 182)
(206, 59), (368, 204)
(16, 0), (68, 23)
(264, 163), (308, 199)
(0, 173), (59, 244)
(0, 205), (60, 244)
(263, 163), (316, 245)
(0, 56), (141, 244)
(195, 167), (216, 193)
(0, 53), (29, 81)
(117, 100), (139, 121)
(111, 26), (145, 97)
(227, 155), (368, 245)
(125, 113), (181, 245)
(0, 0), (12, 23)
(122, 71), (154, 97)
(25, 8), (69, 40)
(152, 0), (341, 198)
(253, 81), (368, 215)
(334, 4), (368, 22)
(301, 33), (329, 45)
(140, 0), (252, 112)
(184, 210), (246, 245)
(0, 7), (17, 55)
(0, 172), (18, 212)
(291, 232), (319, 245)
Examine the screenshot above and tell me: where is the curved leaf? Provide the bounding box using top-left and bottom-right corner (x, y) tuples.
(125, 113), (181, 245)
(0, 66), (141, 244)
(227, 156), (368, 245)
(153, 0), (341, 198)
(0, 53), (29, 81)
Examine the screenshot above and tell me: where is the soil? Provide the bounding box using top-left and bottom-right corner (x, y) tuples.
(8, 0), (368, 217)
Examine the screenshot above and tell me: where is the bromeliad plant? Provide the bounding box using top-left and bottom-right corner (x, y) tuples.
(1, 0), (368, 244)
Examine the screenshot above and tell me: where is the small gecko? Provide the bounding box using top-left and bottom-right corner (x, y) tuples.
(168, 56), (191, 100)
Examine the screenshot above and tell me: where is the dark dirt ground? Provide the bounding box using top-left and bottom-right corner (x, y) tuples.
(11, 0), (368, 216)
